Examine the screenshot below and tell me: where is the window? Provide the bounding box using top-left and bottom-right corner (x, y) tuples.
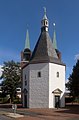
(16, 88), (21, 92)
(44, 21), (45, 26)
(57, 72), (59, 78)
(25, 74), (26, 80)
(25, 81), (27, 86)
(38, 72), (41, 77)
(46, 21), (48, 25)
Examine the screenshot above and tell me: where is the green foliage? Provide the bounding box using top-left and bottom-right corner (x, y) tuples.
(0, 95), (10, 103)
(0, 60), (21, 103)
(13, 96), (21, 104)
(74, 97), (79, 103)
(66, 60), (79, 100)
(65, 97), (73, 103)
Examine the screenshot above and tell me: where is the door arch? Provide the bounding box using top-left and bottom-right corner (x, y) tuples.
(52, 88), (62, 108)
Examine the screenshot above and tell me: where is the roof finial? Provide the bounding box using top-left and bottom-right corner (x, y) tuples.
(43, 7), (47, 19)
(44, 7), (46, 15)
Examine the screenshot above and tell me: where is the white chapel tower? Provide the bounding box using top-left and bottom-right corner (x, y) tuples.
(22, 8), (65, 108)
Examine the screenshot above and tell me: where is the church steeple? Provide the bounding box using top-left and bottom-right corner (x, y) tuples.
(25, 29), (30, 49)
(30, 9), (62, 64)
(23, 29), (31, 62)
(53, 23), (57, 50)
(52, 23), (61, 60)
(41, 7), (49, 32)
(21, 29), (31, 68)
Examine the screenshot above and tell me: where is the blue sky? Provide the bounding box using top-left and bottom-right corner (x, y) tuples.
(0, 0), (79, 79)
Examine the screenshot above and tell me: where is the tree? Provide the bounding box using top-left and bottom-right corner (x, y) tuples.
(0, 60), (21, 103)
(66, 60), (79, 101)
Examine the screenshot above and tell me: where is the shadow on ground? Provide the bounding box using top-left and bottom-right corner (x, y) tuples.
(56, 104), (79, 115)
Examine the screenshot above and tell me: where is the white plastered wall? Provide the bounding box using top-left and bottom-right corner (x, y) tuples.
(22, 65), (29, 107)
(49, 63), (65, 108)
(29, 63), (49, 108)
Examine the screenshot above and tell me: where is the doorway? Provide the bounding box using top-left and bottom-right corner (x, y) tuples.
(24, 94), (27, 108)
(55, 96), (60, 108)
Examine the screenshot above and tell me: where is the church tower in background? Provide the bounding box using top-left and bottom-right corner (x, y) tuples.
(52, 24), (61, 60)
(21, 29), (31, 68)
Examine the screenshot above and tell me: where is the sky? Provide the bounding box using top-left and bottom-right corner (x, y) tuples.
(0, 0), (79, 80)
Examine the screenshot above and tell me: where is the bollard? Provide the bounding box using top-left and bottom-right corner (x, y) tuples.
(12, 104), (17, 115)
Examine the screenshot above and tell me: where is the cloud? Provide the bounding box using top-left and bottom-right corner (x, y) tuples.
(75, 54), (79, 60)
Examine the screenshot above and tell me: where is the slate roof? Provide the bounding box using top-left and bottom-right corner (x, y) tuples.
(30, 31), (65, 65)
(53, 30), (57, 50)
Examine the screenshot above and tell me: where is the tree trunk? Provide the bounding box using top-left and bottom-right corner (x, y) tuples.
(10, 94), (13, 103)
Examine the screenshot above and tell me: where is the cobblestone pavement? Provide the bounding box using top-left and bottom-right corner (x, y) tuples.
(0, 115), (14, 120)
(0, 105), (79, 120)
(16, 106), (79, 120)
(0, 110), (15, 120)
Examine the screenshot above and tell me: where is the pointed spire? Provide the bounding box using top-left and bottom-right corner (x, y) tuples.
(53, 23), (57, 50)
(25, 29), (30, 49)
(43, 7), (47, 20)
(41, 7), (49, 32)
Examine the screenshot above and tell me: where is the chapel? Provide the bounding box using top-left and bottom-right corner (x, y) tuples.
(21, 8), (65, 108)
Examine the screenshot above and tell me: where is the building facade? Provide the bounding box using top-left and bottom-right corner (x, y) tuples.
(21, 8), (65, 108)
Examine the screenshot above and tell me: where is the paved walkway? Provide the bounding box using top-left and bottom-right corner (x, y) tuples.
(16, 106), (79, 120)
(0, 105), (79, 120)
(0, 115), (14, 120)
(7, 113), (24, 118)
